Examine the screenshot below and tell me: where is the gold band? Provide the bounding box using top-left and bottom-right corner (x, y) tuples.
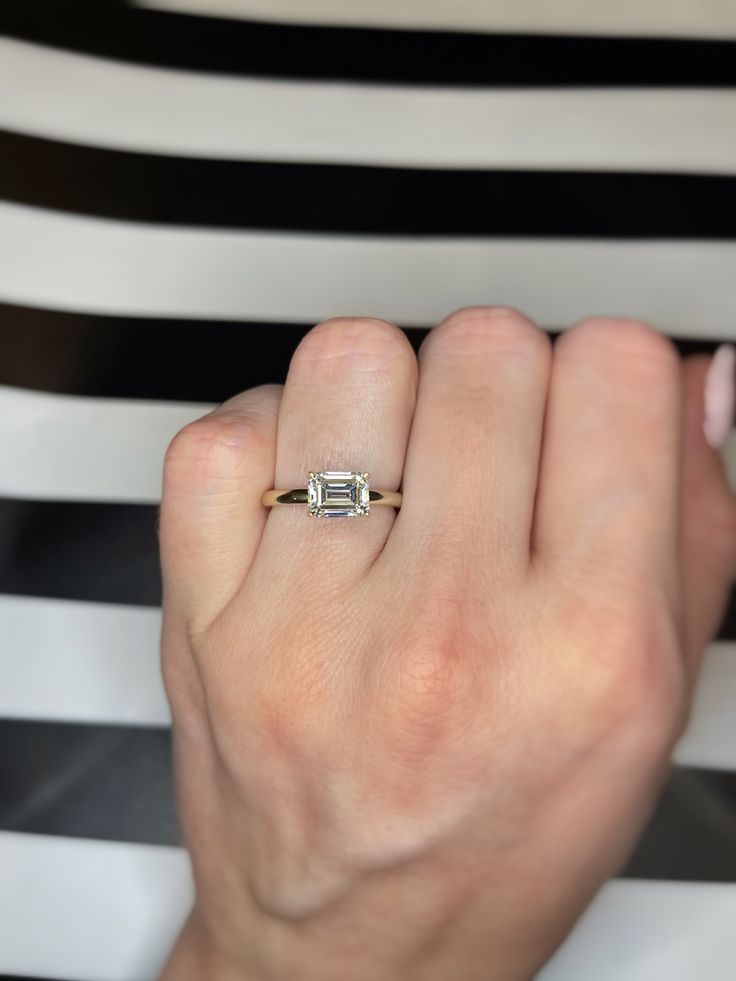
(262, 488), (402, 508)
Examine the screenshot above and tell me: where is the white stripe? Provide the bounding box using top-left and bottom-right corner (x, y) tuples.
(4, 40), (736, 173)
(2, 204), (736, 339)
(0, 832), (191, 981)
(0, 385), (211, 503)
(0, 596), (170, 726)
(0, 831), (733, 980)
(0, 589), (733, 769)
(540, 878), (736, 981)
(140, 0), (736, 41)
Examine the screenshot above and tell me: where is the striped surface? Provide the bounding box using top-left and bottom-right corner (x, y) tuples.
(1, 2), (735, 978)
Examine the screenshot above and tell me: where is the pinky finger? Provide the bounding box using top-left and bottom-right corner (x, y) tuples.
(680, 354), (736, 684)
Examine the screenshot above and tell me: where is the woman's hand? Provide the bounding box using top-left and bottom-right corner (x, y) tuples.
(158, 309), (735, 981)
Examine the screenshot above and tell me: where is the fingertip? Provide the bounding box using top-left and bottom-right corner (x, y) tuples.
(703, 345), (736, 450)
(681, 353), (734, 475)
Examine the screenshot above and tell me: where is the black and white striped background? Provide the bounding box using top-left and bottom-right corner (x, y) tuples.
(1, 2), (736, 978)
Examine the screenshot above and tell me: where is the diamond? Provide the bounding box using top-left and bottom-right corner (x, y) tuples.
(307, 471), (370, 517)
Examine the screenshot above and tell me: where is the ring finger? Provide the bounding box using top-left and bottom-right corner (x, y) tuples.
(252, 317), (418, 585)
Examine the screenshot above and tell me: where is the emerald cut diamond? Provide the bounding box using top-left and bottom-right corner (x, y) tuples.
(307, 471), (370, 517)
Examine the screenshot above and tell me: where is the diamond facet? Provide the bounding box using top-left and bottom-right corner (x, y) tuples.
(307, 471), (370, 517)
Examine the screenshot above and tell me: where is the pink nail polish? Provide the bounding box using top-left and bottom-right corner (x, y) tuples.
(704, 344), (736, 449)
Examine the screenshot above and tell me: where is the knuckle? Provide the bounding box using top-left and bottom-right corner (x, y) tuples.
(384, 599), (486, 728)
(573, 604), (685, 745)
(561, 317), (679, 377)
(394, 632), (464, 709)
(164, 408), (270, 487)
(293, 317), (411, 371)
(423, 306), (549, 364)
(591, 646), (660, 724)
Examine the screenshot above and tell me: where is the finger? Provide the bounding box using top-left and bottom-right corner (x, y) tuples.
(533, 319), (682, 587)
(254, 317), (418, 580)
(386, 307), (552, 579)
(160, 384), (282, 633)
(680, 354), (736, 681)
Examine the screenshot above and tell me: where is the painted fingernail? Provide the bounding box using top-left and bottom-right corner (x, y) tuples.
(704, 344), (736, 449)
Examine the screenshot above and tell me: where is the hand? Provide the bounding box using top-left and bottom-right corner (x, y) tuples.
(158, 309), (735, 981)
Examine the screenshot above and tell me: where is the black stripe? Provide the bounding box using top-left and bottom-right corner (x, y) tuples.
(0, 303), (319, 404)
(6, 133), (736, 238)
(0, 496), (734, 639)
(0, 499), (161, 607)
(0, 303), (722, 404)
(622, 767), (736, 882)
(1, 718), (735, 882)
(0, 720), (177, 846)
(3, 1), (736, 86)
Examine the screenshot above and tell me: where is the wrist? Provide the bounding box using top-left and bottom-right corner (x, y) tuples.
(160, 865), (543, 981)
(159, 909), (259, 981)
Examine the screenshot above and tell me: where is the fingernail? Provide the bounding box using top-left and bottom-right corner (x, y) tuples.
(704, 344), (736, 449)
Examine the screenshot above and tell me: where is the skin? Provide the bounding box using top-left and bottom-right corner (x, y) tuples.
(158, 308), (736, 981)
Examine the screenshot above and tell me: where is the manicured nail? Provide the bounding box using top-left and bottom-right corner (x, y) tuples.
(704, 344), (736, 449)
